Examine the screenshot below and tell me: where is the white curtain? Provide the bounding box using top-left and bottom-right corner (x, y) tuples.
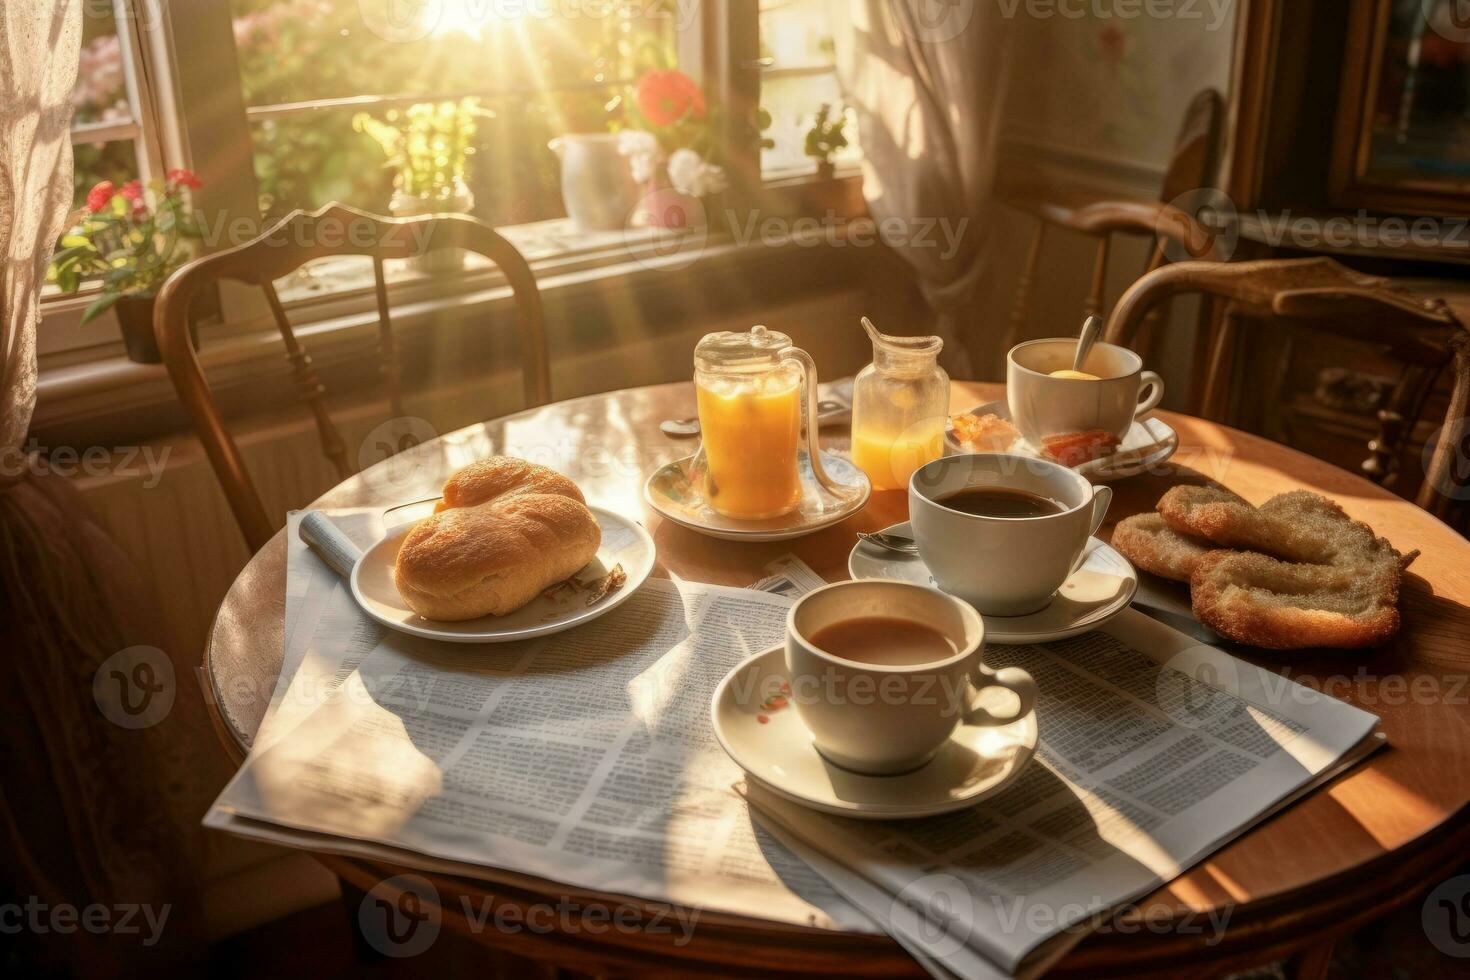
(1, 1), (79, 461)
(835, 1), (1015, 376)
(2, 5), (209, 973)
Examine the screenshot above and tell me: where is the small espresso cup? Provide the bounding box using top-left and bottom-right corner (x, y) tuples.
(786, 580), (1037, 775)
(1007, 338), (1164, 445)
(909, 454), (1112, 616)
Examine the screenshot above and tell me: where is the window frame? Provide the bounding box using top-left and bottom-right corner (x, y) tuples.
(42, 0), (863, 366)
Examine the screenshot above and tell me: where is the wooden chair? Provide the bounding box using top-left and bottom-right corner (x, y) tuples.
(155, 203), (551, 552)
(1104, 256), (1470, 525)
(1006, 90), (1228, 352)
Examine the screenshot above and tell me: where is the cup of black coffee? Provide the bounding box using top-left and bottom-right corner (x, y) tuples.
(908, 454), (1112, 616)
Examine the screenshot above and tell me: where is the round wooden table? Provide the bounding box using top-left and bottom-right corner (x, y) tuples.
(204, 381), (1470, 978)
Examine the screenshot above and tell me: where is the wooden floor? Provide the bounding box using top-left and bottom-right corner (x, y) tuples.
(209, 865), (1470, 979)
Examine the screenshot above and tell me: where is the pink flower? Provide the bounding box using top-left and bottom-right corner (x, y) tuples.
(86, 181), (115, 213)
(119, 180), (143, 201)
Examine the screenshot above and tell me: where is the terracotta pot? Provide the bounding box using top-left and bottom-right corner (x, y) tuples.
(115, 295), (196, 365)
(641, 183), (706, 232)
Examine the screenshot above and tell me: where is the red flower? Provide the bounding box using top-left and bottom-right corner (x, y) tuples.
(119, 180), (143, 201)
(635, 70), (704, 127)
(1098, 25), (1127, 62)
(86, 180), (115, 213)
(166, 168), (203, 189)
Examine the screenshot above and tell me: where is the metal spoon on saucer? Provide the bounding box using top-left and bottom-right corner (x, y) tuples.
(856, 530), (919, 555)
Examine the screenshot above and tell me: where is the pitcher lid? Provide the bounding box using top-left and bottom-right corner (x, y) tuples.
(694, 324), (794, 371)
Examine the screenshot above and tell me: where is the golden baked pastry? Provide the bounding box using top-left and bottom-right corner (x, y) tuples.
(949, 413), (1020, 453)
(1112, 486), (1418, 650)
(1111, 512), (1210, 582)
(394, 457), (601, 621)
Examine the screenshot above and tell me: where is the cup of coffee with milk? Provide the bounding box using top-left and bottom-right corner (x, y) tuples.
(1006, 337), (1164, 446)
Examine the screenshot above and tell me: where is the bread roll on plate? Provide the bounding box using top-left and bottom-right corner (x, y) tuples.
(394, 457), (601, 620)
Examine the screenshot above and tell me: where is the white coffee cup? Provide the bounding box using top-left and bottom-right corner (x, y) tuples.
(785, 580), (1037, 776)
(1006, 338), (1164, 446)
(909, 454), (1112, 616)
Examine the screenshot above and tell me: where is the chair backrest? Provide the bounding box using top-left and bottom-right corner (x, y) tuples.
(155, 203), (550, 552)
(1104, 256), (1467, 523)
(1007, 88), (1226, 340)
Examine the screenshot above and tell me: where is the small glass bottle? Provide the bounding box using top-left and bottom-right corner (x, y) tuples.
(850, 320), (949, 492)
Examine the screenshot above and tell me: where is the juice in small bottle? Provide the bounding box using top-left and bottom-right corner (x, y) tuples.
(850, 319), (948, 491)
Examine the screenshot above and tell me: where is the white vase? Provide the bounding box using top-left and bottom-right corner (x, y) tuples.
(549, 133), (636, 233)
(390, 181), (474, 274)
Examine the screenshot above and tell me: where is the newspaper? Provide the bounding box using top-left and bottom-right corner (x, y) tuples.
(208, 515), (873, 931)
(206, 512), (1380, 979)
(740, 609), (1383, 979)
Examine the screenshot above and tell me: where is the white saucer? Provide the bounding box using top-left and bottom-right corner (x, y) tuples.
(644, 450), (870, 542)
(848, 522), (1138, 645)
(945, 400), (1178, 480)
(351, 506), (655, 643)
(711, 645), (1038, 819)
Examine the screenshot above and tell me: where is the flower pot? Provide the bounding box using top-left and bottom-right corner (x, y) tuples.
(116, 294), (196, 365)
(549, 133), (636, 233)
(390, 182), (474, 274)
(816, 160), (836, 181)
(640, 183), (706, 232)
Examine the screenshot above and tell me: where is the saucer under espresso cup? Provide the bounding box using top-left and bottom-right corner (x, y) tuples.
(782, 580), (1037, 776)
(1007, 338), (1164, 447)
(909, 454), (1112, 617)
(711, 644), (1038, 819)
(848, 521), (1138, 644)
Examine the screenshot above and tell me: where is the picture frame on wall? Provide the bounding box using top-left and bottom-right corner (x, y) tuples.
(1331, 0), (1470, 215)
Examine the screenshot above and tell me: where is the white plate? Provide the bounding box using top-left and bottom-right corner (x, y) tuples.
(848, 522), (1138, 645)
(644, 450), (870, 542)
(711, 645), (1038, 819)
(945, 400), (1178, 480)
(351, 506), (655, 643)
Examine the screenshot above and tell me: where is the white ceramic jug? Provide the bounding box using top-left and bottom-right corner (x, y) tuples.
(548, 133), (636, 233)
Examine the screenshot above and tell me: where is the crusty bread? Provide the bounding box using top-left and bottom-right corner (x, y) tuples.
(394, 457), (601, 620)
(1125, 485), (1417, 650)
(1190, 550), (1405, 650)
(1112, 513), (1211, 582)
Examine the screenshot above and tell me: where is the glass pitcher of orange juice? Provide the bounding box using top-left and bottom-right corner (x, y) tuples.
(850, 318), (949, 491)
(693, 325), (840, 519)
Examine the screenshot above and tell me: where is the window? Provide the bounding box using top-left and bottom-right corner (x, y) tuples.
(70, 1), (166, 214)
(758, 0), (860, 178)
(229, 1), (681, 226)
(46, 0), (865, 362)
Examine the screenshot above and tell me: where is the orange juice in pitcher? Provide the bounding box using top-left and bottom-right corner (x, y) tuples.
(693, 325), (840, 520)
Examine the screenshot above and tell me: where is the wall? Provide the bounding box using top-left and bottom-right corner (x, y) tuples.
(983, 1), (1241, 402)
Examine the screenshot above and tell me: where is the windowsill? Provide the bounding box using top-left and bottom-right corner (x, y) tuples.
(34, 198), (875, 440)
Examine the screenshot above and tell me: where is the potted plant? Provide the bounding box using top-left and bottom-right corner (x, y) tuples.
(48, 170), (204, 364)
(353, 98), (481, 272)
(804, 104), (849, 181)
(619, 69), (727, 232)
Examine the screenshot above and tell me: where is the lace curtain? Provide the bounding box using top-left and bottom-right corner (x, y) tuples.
(2, 4), (205, 973)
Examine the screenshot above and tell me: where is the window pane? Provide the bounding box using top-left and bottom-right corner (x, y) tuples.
(71, 140), (140, 212)
(758, 0), (859, 178)
(231, 0), (677, 222)
(73, 2), (134, 127)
